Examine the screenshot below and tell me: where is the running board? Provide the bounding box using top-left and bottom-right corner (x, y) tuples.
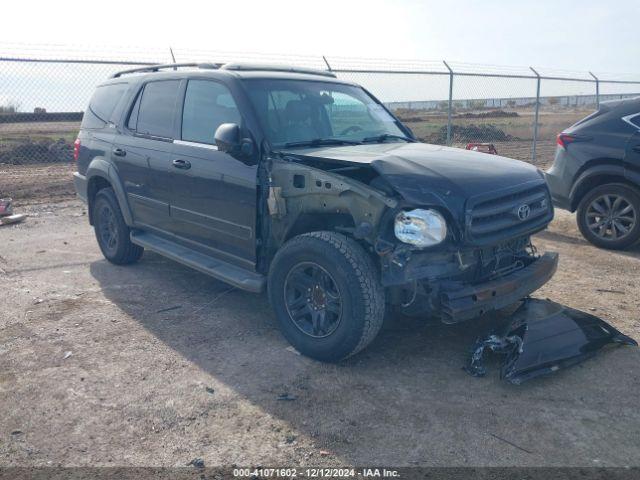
(130, 231), (265, 293)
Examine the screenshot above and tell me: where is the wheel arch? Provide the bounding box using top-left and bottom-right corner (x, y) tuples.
(86, 158), (133, 226)
(266, 159), (396, 263)
(282, 212), (357, 243)
(569, 161), (639, 211)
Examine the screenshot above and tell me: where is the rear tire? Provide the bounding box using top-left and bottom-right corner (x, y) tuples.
(93, 187), (144, 265)
(268, 231), (385, 362)
(577, 183), (640, 250)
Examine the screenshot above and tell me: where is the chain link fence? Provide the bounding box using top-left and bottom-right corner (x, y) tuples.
(1, 44), (640, 193)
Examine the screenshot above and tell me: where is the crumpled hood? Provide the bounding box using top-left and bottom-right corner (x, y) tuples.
(282, 143), (545, 215)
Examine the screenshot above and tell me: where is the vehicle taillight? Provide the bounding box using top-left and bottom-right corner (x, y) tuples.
(556, 133), (576, 149)
(73, 138), (81, 161)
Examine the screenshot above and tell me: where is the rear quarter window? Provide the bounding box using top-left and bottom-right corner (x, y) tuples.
(81, 83), (128, 129)
(623, 113), (640, 130)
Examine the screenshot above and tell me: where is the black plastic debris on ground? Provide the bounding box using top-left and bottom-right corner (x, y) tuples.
(277, 393), (297, 401)
(187, 458), (205, 468)
(464, 298), (637, 384)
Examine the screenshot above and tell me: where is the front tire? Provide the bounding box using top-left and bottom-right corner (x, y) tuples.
(93, 187), (144, 265)
(577, 183), (640, 250)
(268, 232), (385, 362)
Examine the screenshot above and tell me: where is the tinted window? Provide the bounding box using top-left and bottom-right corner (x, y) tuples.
(629, 114), (640, 129)
(181, 80), (241, 144)
(135, 80), (180, 138)
(82, 83), (127, 129)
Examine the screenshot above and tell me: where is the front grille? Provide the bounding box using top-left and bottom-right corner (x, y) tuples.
(467, 183), (552, 244)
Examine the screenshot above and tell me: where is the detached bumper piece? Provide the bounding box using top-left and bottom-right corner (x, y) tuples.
(465, 298), (637, 384)
(440, 252), (559, 323)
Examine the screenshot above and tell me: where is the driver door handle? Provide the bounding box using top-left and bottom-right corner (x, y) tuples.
(172, 159), (191, 170)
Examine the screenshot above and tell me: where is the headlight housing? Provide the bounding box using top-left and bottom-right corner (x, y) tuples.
(394, 208), (447, 248)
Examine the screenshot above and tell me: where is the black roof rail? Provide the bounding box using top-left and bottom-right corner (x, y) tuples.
(110, 62), (223, 78)
(220, 63), (337, 78)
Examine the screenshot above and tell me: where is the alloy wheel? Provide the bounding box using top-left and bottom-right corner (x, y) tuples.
(586, 194), (637, 241)
(284, 262), (343, 338)
(98, 204), (118, 253)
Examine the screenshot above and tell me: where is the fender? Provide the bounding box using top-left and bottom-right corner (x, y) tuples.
(569, 163), (626, 209)
(86, 157), (134, 226)
(625, 166), (640, 187)
(268, 159), (398, 245)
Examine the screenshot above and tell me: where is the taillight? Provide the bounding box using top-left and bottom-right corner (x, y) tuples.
(73, 138), (81, 161)
(557, 133), (589, 149)
(556, 133), (575, 148)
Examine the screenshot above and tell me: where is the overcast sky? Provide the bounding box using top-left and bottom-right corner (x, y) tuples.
(1, 0), (638, 75)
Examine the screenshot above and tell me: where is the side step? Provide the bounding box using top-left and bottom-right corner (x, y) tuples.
(130, 231), (266, 293)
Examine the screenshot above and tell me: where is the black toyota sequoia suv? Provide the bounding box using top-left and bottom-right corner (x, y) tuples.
(74, 63), (557, 361)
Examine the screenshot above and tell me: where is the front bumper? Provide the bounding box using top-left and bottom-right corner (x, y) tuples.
(439, 252), (558, 323)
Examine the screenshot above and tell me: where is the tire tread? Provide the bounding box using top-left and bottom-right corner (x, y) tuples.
(269, 231), (385, 360)
(94, 187), (143, 265)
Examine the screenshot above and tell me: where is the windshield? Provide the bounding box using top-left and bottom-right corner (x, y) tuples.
(243, 79), (408, 148)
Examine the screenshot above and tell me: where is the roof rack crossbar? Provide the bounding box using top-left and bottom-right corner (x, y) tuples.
(110, 62), (223, 78)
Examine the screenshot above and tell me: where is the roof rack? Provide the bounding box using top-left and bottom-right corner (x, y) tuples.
(221, 63), (337, 78)
(110, 62), (223, 78)
(110, 62), (337, 79)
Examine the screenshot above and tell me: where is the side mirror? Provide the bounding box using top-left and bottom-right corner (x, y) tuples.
(214, 123), (240, 153)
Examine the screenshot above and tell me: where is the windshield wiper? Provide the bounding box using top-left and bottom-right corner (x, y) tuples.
(283, 138), (363, 148)
(361, 134), (416, 143)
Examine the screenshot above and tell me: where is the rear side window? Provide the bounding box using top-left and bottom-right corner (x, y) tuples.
(625, 113), (640, 129)
(130, 80), (180, 138)
(82, 83), (127, 129)
(181, 80), (241, 144)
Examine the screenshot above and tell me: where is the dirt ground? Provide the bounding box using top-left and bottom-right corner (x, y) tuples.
(1, 167), (640, 468)
(0, 163), (75, 204)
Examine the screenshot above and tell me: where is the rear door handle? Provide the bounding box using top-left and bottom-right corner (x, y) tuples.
(633, 145), (640, 153)
(113, 148), (126, 157)
(172, 159), (191, 169)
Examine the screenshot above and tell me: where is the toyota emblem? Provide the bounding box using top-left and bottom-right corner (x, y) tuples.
(517, 204), (531, 221)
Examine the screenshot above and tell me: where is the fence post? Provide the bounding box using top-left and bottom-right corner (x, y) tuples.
(589, 71), (599, 108)
(443, 61), (453, 146)
(530, 67), (541, 163)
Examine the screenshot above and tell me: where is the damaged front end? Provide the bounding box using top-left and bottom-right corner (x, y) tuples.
(378, 233), (558, 323)
(264, 152), (637, 382)
(465, 298), (638, 384)
(265, 154), (558, 325)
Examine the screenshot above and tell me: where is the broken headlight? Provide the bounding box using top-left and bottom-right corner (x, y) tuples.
(394, 209), (447, 248)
